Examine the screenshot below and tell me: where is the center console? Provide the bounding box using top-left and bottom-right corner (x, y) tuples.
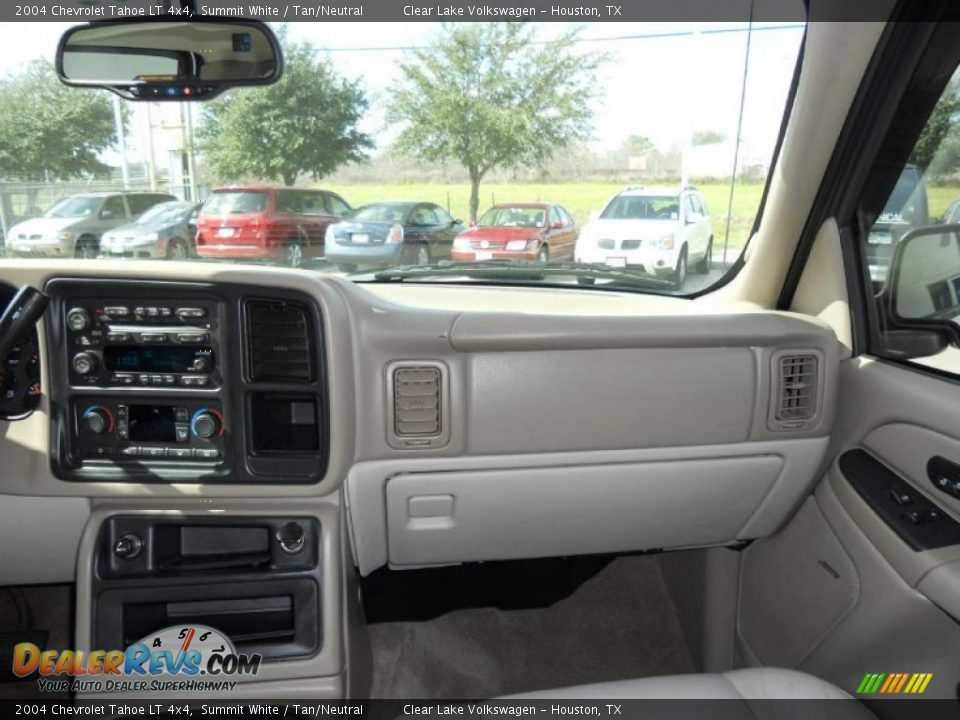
(45, 278), (329, 483)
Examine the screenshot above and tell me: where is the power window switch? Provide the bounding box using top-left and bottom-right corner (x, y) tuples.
(889, 488), (915, 506)
(904, 508), (943, 525)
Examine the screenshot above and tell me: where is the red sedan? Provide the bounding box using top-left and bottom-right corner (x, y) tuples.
(451, 202), (578, 262)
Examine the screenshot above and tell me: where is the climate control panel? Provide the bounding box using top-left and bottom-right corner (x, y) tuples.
(72, 398), (226, 463)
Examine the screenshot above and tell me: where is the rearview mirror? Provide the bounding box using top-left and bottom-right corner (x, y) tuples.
(887, 224), (960, 347)
(56, 20), (283, 101)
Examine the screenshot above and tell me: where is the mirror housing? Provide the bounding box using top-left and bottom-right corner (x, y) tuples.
(56, 20), (283, 101)
(885, 224), (960, 350)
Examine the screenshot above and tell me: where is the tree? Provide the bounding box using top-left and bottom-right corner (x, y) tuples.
(623, 135), (655, 156)
(386, 23), (605, 222)
(197, 37), (372, 186)
(912, 79), (960, 174)
(691, 130), (726, 146)
(0, 60), (117, 180)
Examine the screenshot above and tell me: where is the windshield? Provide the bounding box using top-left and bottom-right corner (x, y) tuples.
(44, 196), (102, 219)
(0, 15), (805, 295)
(478, 206), (547, 228)
(350, 204), (409, 223)
(136, 203), (190, 225)
(600, 196), (680, 221)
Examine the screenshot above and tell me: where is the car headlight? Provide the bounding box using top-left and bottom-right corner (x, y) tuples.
(453, 237), (471, 251)
(58, 231), (76, 241)
(506, 240), (529, 251)
(650, 234), (675, 250)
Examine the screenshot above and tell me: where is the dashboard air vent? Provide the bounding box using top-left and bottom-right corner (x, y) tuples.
(774, 353), (818, 428)
(246, 300), (313, 383)
(393, 366), (441, 437)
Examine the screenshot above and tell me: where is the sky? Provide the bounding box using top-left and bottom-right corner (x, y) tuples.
(0, 21), (805, 173)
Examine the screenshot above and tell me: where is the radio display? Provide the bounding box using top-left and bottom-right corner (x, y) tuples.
(128, 405), (177, 442)
(104, 346), (213, 373)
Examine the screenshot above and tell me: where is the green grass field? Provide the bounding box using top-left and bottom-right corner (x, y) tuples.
(326, 181), (766, 251)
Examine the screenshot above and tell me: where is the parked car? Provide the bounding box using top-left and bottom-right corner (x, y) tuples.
(865, 163), (928, 283)
(451, 202), (577, 262)
(194, 186), (352, 266)
(325, 201), (465, 271)
(574, 186), (713, 287)
(99, 201), (201, 259)
(7, 191), (177, 258)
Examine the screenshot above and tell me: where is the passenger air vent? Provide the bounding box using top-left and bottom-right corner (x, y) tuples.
(245, 300), (313, 383)
(386, 362), (449, 450)
(770, 352), (820, 431)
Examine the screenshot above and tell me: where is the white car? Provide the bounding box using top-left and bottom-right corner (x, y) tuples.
(574, 186), (713, 287)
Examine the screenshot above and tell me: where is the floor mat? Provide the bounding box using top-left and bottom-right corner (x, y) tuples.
(365, 555), (693, 699)
(0, 584), (73, 698)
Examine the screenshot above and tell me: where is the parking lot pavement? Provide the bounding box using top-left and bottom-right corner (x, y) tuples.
(681, 264), (730, 293)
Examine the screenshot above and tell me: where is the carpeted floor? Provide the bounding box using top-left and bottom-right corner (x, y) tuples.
(0, 584), (73, 698)
(363, 554), (693, 699)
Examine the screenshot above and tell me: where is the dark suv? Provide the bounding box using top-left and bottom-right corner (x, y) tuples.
(866, 163), (929, 284)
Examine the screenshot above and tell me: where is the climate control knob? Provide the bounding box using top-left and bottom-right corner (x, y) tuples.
(82, 406), (113, 435)
(66, 307), (90, 332)
(71, 351), (98, 375)
(191, 410), (222, 439)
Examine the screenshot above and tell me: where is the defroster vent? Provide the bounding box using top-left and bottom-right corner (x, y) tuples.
(246, 300), (313, 382)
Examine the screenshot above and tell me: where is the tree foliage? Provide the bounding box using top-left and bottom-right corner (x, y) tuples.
(0, 60), (116, 181)
(912, 79), (960, 176)
(197, 37), (372, 187)
(692, 130), (726, 146)
(622, 135), (655, 155)
(386, 23), (605, 221)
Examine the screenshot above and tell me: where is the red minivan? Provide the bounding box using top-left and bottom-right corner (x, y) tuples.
(194, 185), (352, 266)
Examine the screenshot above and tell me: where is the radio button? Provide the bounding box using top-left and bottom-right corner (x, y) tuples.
(163, 374), (176, 385)
(66, 307), (91, 332)
(193, 448), (221, 460)
(138, 374), (151, 385)
(133, 307), (146, 319)
(111, 373), (135, 384)
(174, 424), (190, 443)
(146, 307), (160, 318)
(141, 446), (166, 458)
(139, 333), (168, 342)
(167, 447), (192, 459)
(150, 374), (164, 385)
(106, 332), (131, 342)
(175, 407), (189, 422)
(72, 352), (97, 375)
(177, 332), (208, 343)
(159, 307), (173, 318)
(120, 446), (141, 457)
(176, 307), (206, 320)
(102, 306), (130, 318)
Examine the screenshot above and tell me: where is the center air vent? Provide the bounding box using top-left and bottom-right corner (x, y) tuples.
(771, 352), (820, 431)
(387, 362), (449, 450)
(246, 300), (313, 383)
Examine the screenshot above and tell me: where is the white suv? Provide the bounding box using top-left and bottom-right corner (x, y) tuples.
(574, 186), (713, 287)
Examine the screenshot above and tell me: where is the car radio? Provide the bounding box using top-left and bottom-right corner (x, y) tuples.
(63, 299), (222, 388)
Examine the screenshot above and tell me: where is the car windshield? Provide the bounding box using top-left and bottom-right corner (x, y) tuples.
(0, 15), (806, 295)
(600, 196), (680, 220)
(478, 206), (547, 228)
(136, 203), (189, 225)
(203, 192), (267, 214)
(350, 204), (409, 223)
(43, 196), (102, 219)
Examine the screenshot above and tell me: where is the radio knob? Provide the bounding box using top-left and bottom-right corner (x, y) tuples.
(66, 307), (90, 332)
(191, 410), (221, 439)
(113, 533), (143, 560)
(191, 355), (212, 372)
(72, 351), (98, 375)
(82, 406), (112, 435)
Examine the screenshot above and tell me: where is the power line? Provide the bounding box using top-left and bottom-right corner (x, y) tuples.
(312, 23), (805, 53)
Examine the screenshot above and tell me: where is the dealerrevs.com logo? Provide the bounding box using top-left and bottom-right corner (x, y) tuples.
(13, 625), (261, 693)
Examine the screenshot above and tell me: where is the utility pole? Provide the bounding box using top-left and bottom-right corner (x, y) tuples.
(112, 95), (130, 190)
(145, 103), (158, 191)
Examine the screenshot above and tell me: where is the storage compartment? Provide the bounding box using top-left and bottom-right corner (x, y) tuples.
(97, 578), (320, 660)
(385, 456), (784, 566)
(249, 393), (320, 455)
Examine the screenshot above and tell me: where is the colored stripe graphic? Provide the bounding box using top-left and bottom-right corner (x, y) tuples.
(856, 672), (932, 694)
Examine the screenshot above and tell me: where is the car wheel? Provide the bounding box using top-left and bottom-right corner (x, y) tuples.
(695, 237), (713, 274)
(672, 247), (688, 288)
(403, 243), (430, 266)
(537, 246), (549, 262)
(74, 236), (99, 259)
(283, 239), (303, 268)
(166, 238), (189, 260)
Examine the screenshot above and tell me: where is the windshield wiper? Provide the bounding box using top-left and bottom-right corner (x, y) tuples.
(367, 260), (677, 291)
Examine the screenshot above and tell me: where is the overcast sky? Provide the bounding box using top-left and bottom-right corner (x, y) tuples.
(0, 21), (804, 168)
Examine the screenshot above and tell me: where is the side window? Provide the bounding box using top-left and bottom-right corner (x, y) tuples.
(127, 195), (154, 216)
(413, 206), (438, 225)
(100, 196), (126, 219)
(861, 64), (960, 370)
(691, 195), (705, 216)
(559, 207), (575, 226)
(548, 206), (561, 226)
(276, 191), (301, 214)
(301, 192), (327, 215)
(433, 206), (454, 225)
(325, 193), (351, 216)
